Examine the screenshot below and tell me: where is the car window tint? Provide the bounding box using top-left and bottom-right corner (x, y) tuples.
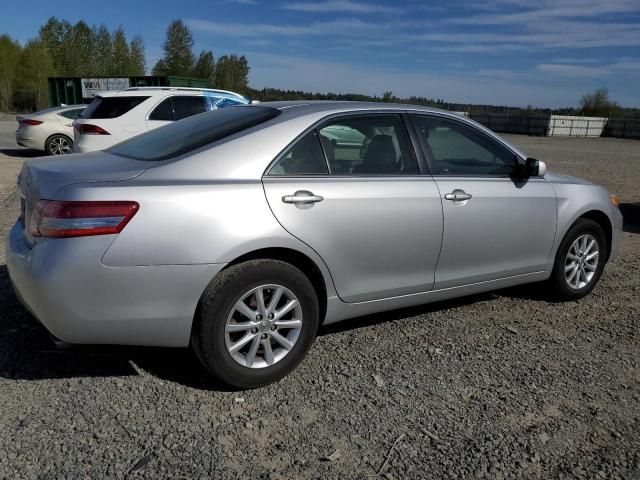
(268, 131), (329, 176)
(411, 115), (519, 176)
(172, 96), (206, 120)
(81, 96), (149, 119)
(108, 106), (280, 161)
(149, 98), (174, 121)
(318, 115), (419, 175)
(58, 108), (84, 119)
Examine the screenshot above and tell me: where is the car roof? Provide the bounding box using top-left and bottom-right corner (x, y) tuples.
(261, 100), (453, 120)
(95, 87), (248, 100)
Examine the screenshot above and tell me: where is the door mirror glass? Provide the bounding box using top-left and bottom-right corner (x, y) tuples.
(525, 157), (546, 177)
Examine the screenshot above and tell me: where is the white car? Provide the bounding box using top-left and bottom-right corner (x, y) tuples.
(73, 87), (250, 153)
(15, 105), (86, 155)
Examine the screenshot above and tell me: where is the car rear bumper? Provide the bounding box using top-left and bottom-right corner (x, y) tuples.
(6, 221), (224, 347)
(72, 134), (118, 153)
(15, 131), (42, 150)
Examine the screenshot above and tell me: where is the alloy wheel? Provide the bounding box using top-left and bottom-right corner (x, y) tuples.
(224, 284), (303, 369)
(50, 136), (71, 155)
(564, 234), (599, 290)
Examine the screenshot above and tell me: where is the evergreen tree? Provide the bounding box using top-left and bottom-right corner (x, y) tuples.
(152, 20), (195, 76)
(213, 54), (249, 94)
(192, 50), (215, 84)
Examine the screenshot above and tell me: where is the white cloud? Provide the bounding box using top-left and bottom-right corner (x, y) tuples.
(282, 1), (400, 14)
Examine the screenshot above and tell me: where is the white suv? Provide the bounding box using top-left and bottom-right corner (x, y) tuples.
(73, 87), (250, 153)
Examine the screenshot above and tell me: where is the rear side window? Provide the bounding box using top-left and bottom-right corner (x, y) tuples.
(269, 131), (329, 175)
(108, 106), (281, 161)
(58, 108), (85, 120)
(172, 96), (206, 120)
(81, 96), (149, 119)
(318, 114), (419, 175)
(148, 98), (174, 121)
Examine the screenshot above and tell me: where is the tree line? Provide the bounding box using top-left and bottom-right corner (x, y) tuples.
(0, 18), (250, 112)
(0, 17), (636, 118)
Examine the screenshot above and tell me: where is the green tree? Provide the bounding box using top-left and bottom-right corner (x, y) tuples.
(66, 20), (96, 76)
(152, 19), (195, 76)
(14, 39), (53, 111)
(128, 35), (146, 76)
(580, 88), (620, 117)
(111, 27), (131, 76)
(38, 17), (72, 75)
(213, 54), (249, 94)
(192, 50), (215, 84)
(0, 34), (21, 110)
(93, 24), (112, 76)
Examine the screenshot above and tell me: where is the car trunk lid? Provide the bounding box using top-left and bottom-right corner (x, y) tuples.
(19, 151), (150, 242)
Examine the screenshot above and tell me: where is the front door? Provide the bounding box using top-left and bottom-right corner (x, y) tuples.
(409, 114), (557, 289)
(263, 113), (444, 303)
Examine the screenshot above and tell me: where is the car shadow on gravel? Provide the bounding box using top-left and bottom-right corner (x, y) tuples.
(0, 148), (42, 158)
(620, 203), (640, 234)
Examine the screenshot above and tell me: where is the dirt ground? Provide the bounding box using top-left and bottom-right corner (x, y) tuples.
(0, 128), (638, 479)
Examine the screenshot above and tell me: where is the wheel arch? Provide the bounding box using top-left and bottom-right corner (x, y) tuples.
(45, 133), (73, 152)
(577, 209), (612, 261)
(221, 247), (328, 325)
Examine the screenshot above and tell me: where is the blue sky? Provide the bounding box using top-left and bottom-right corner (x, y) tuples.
(2, 0), (639, 107)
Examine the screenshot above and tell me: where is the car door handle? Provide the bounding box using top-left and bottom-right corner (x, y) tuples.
(444, 190), (472, 201)
(282, 191), (324, 204)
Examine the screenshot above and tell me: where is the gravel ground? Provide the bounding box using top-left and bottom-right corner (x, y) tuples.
(0, 135), (638, 479)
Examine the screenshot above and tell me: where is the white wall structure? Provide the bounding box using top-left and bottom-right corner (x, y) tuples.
(547, 115), (607, 137)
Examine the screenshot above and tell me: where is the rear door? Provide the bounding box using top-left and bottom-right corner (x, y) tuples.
(409, 114), (557, 289)
(263, 113), (443, 303)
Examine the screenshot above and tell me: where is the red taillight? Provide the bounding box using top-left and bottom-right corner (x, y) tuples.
(76, 124), (110, 135)
(30, 200), (139, 238)
(20, 119), (43, 126)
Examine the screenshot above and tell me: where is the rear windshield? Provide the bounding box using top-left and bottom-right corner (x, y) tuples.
(108, 105), (281, 161)
(81, 96), (149, 119)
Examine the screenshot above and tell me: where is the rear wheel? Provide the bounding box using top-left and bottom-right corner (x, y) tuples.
(547, 218), (607, 301)
(45, 134), (72, 155)
(191, 259), (319, 389)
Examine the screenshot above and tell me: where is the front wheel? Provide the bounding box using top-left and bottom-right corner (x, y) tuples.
(547, 218), (607, 301)
(191, 259), (319, 389)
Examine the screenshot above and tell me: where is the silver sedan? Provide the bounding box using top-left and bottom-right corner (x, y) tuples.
(7, 102), (623, 388)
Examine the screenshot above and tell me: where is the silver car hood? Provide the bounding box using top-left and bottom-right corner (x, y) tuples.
(544, 171), (593, 186)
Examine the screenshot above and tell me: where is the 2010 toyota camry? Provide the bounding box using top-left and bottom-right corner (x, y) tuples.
(7, 102), (623, 388)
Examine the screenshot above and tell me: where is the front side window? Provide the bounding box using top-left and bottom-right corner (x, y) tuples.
(172, 96), (207, 120)
(318, 114), (419, 175)
(268, 131), (329, 176)
(410, 115), (519, 176)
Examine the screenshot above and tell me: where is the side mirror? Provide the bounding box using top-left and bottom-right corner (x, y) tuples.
(524, 157), (546, 177)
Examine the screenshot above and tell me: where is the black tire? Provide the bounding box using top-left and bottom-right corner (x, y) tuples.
(45, 134), (73, 155)
(547, 218), (608, 301)
(191, 259), (319, 389)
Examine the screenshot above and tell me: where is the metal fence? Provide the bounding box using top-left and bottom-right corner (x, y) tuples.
(603, 119), (640, 139)
(469, 113), (640, 140)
